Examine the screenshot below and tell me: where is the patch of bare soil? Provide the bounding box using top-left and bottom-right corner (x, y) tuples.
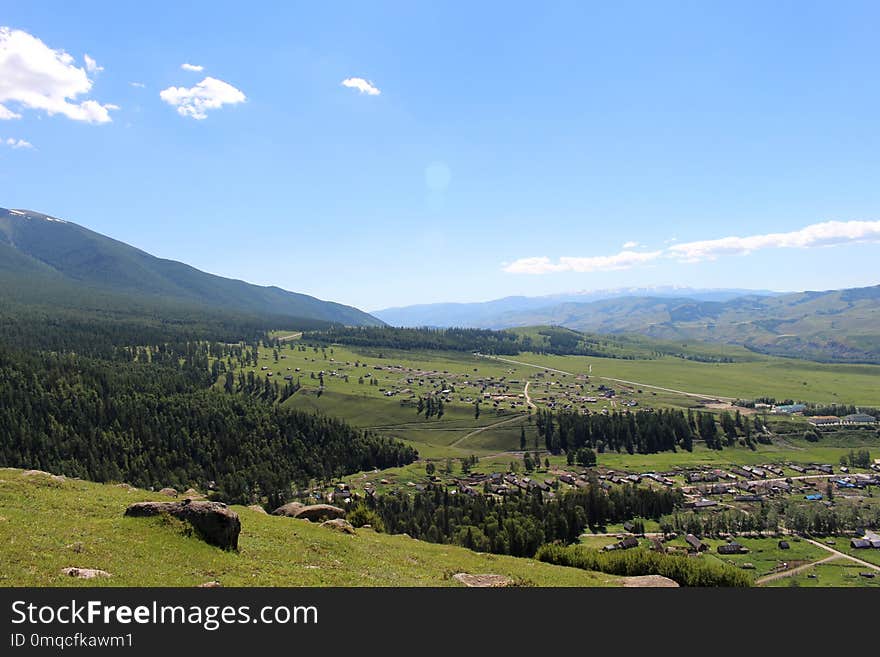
(621, 575), (678, 587)
(453, 573), (513, 587)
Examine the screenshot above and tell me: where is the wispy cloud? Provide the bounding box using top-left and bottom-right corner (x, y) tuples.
(129, 81), (145, 88)
(668, 220), (880, 262)
(159, 76), (246, 119)
(83, 54), (103, 73)
(181, 63), (204, 72)
(341, 77), (381, 95)
(3, 137), (33, 149)
(0, 27), (118, 123)
(505, 219), (880, 275)
(503, 250), (663, 274)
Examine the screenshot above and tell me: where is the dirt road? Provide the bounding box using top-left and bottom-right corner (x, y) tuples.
(476, 354), (736, 402)
(523, 380), (536, 409)
(755, 554), (841, 585)
(755, 537), (880, 585)
(449, 414), (525, 448)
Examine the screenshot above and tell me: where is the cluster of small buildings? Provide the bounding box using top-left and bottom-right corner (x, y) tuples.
(851, 530), (880, 550)
(808, 413), (878, 427)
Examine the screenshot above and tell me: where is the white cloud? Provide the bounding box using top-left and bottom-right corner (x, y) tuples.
(129, 81), (145, 88)
(181, 63), (204, 72)
(622, 240), (640, 249)
(0, 27), (118, 123)
(503, 250), (663, 274)
(159, 76), (246, 119)
(0, 104), (21, 119)
(505, 219), (880, 275)
(83, 54), (103, 73)
(668, 220), (880, 262)
(3, 137), (33, 149)
(341, 77), (381, 95)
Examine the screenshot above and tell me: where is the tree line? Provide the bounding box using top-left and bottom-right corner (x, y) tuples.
(361, 480), (681, 557)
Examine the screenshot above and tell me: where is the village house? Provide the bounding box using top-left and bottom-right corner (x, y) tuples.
(809, 415), (841, 427)
(842, 413), (877, 426)
(717, 541), (749, 555)
(685, 534), (707, 552)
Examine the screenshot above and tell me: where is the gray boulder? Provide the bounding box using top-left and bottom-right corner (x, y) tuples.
(125, 500), (241, 550)
(273, 503), (344, 522)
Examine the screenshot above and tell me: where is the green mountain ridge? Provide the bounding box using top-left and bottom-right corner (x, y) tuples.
(491, 287), (880, 363)
(0, 207), (383, 327)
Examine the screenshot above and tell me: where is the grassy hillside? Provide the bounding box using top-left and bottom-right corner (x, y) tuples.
(0, 207), (382, 327)
(0, 468), (618, 587)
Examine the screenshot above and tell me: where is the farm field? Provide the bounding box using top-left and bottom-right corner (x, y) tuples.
(762, 560), (880, 588)
(494, 351), (880, 406)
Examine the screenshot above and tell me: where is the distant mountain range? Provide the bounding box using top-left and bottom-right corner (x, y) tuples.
(374, 285), (880, 363)
(0, 207), (383, 327)
(373, 286), (782, 327)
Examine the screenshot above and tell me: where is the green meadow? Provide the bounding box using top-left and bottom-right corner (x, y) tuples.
(505, 351), (880, 406)
(228, 337), (879, 468)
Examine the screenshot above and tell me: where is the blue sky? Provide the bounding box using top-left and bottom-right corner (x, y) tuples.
(2, 1), (879, 311)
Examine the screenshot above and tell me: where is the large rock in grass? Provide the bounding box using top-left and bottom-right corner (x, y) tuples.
(272, 502), (305, 517)
(273, 503), (344, 522)
(125, 501), (241, 550)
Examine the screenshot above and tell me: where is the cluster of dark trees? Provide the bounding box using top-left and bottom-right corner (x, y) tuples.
(0, 308), (418, 506)
(535, 406), (763, 455)
(804, 404), (879, 418)
(782, 499), (880, 535)
(363, 481), (681, 557)
(532, 328), (736, 362)
(535, 543), (751, 587)
(536, 407), (695, 454)
(660, 508), (781, 537)
(416, 395), (445, 419)
(841, 449), (873, 469)
(302, 326), (528, 355)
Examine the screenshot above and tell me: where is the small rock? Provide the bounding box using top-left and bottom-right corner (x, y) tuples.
(320, 519), (356, 534)
(453, 573), (513, 587)
(198, 581), (222, 587)
(158, 487), (178, 497)
(248, 505), (268, 514)
(62, 567), (111, 579)
(273, 503), (344, 522)
(741, 563), (756, 570)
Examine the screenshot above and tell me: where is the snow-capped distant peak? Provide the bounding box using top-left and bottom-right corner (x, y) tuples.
(6, 209), (68, 223)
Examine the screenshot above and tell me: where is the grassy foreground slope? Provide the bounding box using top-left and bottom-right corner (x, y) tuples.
(0, 469), (618, 587)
